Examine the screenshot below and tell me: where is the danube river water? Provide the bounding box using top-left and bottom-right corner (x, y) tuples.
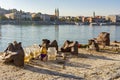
(0, 24), (120, 51)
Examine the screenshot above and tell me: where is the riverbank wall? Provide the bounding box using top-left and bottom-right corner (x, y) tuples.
(1, 20), (120, 26)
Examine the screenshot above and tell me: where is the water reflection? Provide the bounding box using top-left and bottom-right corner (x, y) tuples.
(0, 25), (2, 51)
(20, 25), (23, 41)
(0, 25), (1, 39)
(88, 26), (95, 38)
(114, 26), (120, 41)
(0, 25), (120, 51)
(110, 26), (116, 41)
(55, 25), (59, 42)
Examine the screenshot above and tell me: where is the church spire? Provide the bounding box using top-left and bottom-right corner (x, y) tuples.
(55, 8), (59, 19)
(93, 11), (95, 18)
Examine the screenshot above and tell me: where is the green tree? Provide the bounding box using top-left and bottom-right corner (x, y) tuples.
(32, 17), (43, 21)
(74, 17), (80, 22)
(59, 17), (66, 22)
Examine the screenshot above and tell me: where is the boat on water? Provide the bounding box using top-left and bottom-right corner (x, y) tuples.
(100, 23), (107, 26)
(75, 22), (83, 26)
(90, 23), (100, 26)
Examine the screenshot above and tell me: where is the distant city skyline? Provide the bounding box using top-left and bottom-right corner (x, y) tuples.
(0, 0), (120, 16)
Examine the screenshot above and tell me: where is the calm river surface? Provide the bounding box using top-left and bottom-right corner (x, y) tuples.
(0, 24), (120, 51)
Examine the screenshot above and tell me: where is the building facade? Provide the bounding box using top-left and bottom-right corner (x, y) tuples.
(40, 14), (50, 21)
(21, 12), (32, 20)
(5, 12), (21, 20)
(5, 12), (32, 20)
(107, 15), (120, 23)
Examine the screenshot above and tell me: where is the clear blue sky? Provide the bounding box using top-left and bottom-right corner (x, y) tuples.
(0, 0), (120, 16)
